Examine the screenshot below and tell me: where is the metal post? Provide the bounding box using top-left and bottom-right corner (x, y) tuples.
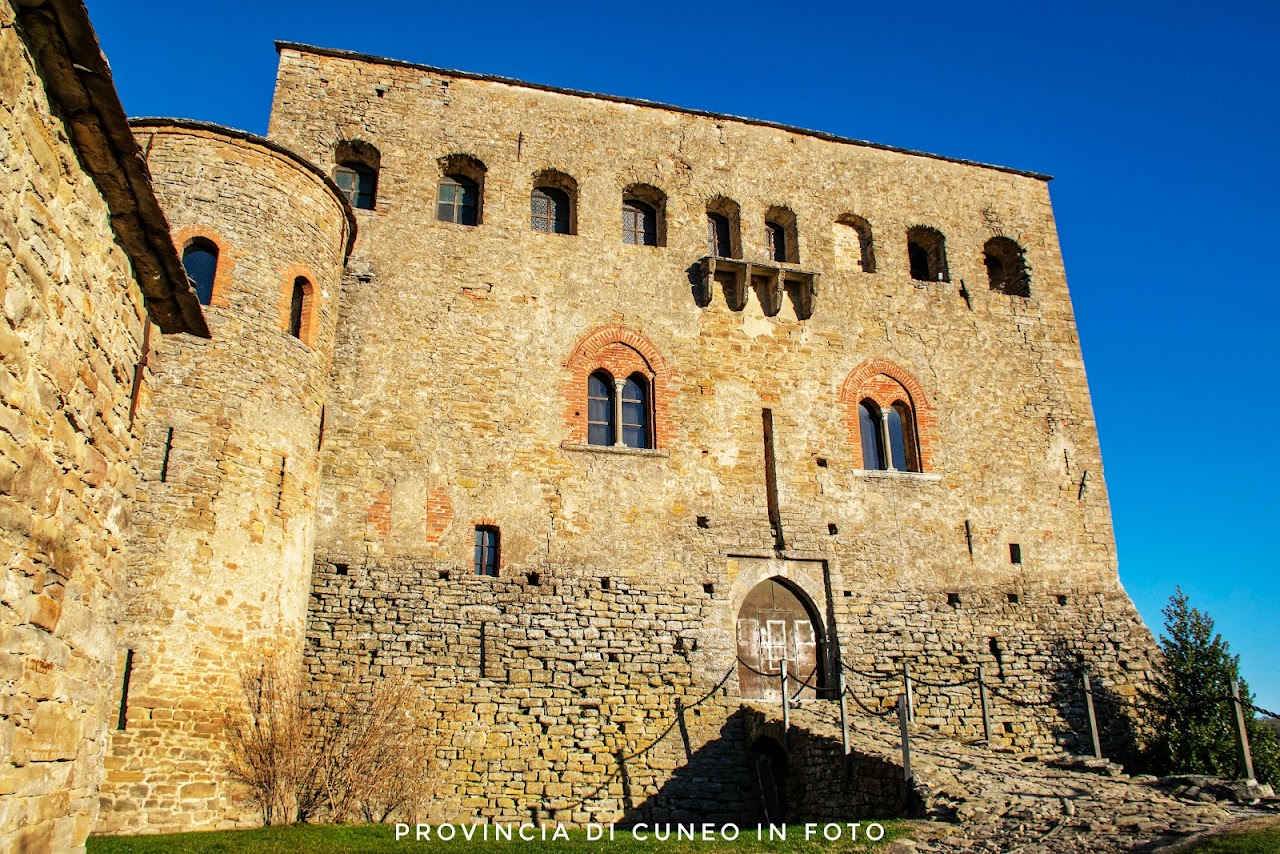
(978, 664), (991, 744)
(839, 672), (850, 757)
(1082, 668), (1102, 760)
(1230, 679), (1256, 781)
(898, 694), (912, 784)
(781, 660), (790, 746)
(902, 660), (914, 723)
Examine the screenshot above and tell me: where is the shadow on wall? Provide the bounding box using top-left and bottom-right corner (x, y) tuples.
(1047, 640), (1141, 768)
(612, 707), (759, 826)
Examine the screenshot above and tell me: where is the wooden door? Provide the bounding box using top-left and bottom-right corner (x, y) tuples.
(736, 578), (821, 701)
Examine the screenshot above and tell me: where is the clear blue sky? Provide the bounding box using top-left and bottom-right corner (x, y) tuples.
(85, 0), (1279, 711)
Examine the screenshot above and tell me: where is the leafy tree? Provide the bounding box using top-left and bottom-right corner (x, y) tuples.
(1140, 588), (1277, 783)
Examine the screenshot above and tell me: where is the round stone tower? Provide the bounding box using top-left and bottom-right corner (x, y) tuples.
(96, 121), (354, 834)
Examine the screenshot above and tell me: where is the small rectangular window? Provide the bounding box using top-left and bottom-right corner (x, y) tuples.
(474, 526), (499, 577)
(1009, 543), (1023, 565)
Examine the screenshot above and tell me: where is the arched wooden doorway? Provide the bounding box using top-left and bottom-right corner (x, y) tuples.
(736, 577), (823, 701)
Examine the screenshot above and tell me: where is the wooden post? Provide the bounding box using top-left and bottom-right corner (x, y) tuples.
(781, 659), (790, 747)
(838, 672), (850, 757)
(1082, 668), (1102, 760)
(978, 664), (991, 744)
(1230, 679), (1256, 781)
(898, 694), (912, 784)
(902, 660), (914, 723)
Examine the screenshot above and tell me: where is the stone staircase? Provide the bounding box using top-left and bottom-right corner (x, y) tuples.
(742, 700), (1255, 852)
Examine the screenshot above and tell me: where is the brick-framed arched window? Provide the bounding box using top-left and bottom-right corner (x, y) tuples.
(564, 325), (672, 449)
(839, 359), (937, 472)
(277, 263), (320, 347)
(173, 226), (235, 308)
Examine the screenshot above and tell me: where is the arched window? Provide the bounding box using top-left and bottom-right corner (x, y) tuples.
(890, 402), (923, 472)
(858, 400), (885, 470)
(182, 239), (218, 306)
(622, 199), (657, 246)
(334, 161), (376, 210)
(587, 371), (615, 446)
(983, 236), (1030, 297)
(288, 277), (310, 340)
(707, 212), (732, 257)
(621, 375), (650, 450)
(438, 175), (479, 225)
(842, 360), (934, 474)
(766, 221), (788, 262)
(531, 186), (571, 234)
(764, 206), (799, 263)
(705, 196), (741, 259)
(566, 325), (669, 452)
(907, 226), (948, 282)
(834, 215), (875, 273)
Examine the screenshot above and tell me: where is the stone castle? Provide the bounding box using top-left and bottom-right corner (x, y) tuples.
(2, 1), (1162, 850)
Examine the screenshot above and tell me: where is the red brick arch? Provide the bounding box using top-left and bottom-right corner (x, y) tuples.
(276, 263), (321, 348)
(173, 225), (235, 308)
(838, 359), (937, 472)
(563, 325), (673, 447)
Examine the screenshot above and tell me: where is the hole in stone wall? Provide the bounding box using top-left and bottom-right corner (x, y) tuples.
(1004, 721), (1015, 734)
(1057, 594), (1069, 606)
(828, 523), (838, 535)
(527, 572), (541, 586)
(947, 592), (961, 607)
(703, 582), (714, 595)
(334, 563), (349, 576)
(439, 571), (450, 581)
(1009, 543), (1023, 565)
(1007, 593), (1020, 604)
(607, 652), (619, 662)
(816, 457), (829, 467)
(696, 516), (710, 529)
(843, 590), (852, 597)
(601, 577), (611, 590)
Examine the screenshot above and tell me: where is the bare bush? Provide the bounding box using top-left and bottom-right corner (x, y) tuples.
(223, 658), (436, 825)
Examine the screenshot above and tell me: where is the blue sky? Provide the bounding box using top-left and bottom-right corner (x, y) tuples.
(85, 0), (1279, 711)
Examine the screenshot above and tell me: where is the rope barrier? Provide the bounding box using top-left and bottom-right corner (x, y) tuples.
(1247, 701), (1280, 720)
(734, 656), (777, 679)
(986, 683), (1058, 710)
(911, 673), (980, 688)
(841, 662), (896, 681)
(843, 686), (896, 718)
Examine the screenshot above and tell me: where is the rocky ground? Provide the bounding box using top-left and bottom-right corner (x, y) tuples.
(780, 703), (1278, 852)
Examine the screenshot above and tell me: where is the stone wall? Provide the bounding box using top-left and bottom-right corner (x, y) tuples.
(95, 124), (351, 835)
(263, 43), (1159, 824)
(1, 5), (149, 850)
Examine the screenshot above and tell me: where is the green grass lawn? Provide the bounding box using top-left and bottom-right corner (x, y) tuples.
(88, 822), (908, 853)
(1177, 819), (1280, 854)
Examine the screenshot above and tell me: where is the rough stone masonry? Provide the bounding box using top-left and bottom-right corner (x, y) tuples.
(0, 1), (1169, 845)
(96, 39), (1161, 834)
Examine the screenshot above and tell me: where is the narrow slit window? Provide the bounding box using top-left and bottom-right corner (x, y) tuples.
(474, 526), (499, 577)
(288, 277), (309, 340)
(1009, 543), (1023, 565)
(159, 427), (174, 482)
(116, 649), (134, 730)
